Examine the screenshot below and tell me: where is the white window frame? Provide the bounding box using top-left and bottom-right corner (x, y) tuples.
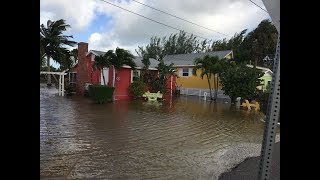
(182, 68), (189, 77)
(179, 68), (193, 78)
(131, 69), (141, 83)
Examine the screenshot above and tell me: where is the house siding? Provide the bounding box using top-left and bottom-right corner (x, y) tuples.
(258, 74), (272, 91)
(175, 67), (222, 90)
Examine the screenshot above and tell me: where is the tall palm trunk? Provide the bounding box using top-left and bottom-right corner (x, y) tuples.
(207, 74), (213, 100)
(101, 68), (106, 85)
(46, 55), (51, 86)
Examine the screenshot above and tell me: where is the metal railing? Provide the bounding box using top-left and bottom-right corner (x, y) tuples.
(178, 87), (230, 99)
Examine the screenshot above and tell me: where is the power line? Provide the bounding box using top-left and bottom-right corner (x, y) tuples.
(99, 0), (209, 40)
(131, 0), (231, 38)
(248, 0), (268, 13)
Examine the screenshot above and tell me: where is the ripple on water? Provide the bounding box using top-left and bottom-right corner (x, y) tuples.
(40, 87), (278, 179)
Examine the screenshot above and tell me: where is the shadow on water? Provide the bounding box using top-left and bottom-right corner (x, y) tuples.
(40, 86), (276, 179)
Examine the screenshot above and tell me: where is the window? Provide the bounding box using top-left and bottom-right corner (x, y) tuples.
(267, 80), (271, 86)
(131, 70), (140, 83)
(69, 72), (77, 84)
(182, 68), (189, 77)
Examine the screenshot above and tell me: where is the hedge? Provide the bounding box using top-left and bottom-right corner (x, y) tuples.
(88, 85), (115, 104)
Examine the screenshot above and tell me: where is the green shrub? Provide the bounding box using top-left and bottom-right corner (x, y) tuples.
(256, 90), (270, 115)
(64, 78), (76, 96)
(88, 85), (115, 104)
(128, 80), (147, 99)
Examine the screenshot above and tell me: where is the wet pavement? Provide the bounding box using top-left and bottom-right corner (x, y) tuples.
(218, 142), (280, 180)
(40, 85), (279, 179)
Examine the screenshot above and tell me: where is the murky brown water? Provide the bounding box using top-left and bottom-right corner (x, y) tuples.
(40, 85), (275, 180)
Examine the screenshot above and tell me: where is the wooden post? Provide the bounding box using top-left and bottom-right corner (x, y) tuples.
(58, 75), (61, 96)
(62, 74), (65, 96)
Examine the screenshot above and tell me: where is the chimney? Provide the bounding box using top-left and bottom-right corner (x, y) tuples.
(76, 42), (89, 96)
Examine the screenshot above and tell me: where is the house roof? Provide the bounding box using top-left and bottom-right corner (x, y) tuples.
(88, 50), (106, 56)
(87, 50), (159, 69)
(163, 50), (233, 66)
(133, 56), (159, 69)
(84, 49), (232, 69)
(246, 64), (273, 75)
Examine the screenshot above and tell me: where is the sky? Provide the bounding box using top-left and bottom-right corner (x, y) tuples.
(40, 0), (270, 67)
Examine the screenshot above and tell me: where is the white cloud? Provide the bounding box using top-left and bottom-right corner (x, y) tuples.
(40, 0), (97, 32)
(41, 0), (271, 55)
(40, 11), (56, 26)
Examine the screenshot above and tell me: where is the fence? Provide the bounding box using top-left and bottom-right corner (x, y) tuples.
(178, 87), (230, 99)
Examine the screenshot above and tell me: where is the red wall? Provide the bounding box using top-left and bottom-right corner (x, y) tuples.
(108, 66), (114, 87)
(114, 68), (132, 100)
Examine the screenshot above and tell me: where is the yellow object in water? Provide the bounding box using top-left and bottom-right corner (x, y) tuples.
(241, 100), (260, 111)
(142, 91), (163, 101)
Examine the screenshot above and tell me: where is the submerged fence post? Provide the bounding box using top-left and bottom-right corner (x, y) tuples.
(58, 74), (62, 96)
(62, 74), (65, 96)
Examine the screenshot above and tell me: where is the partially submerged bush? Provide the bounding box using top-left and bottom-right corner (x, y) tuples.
(256, 90), (270, 114)
(128, 80), (147, 99)
(88, 85), (115, 104)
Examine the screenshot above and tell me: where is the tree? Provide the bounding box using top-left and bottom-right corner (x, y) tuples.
(204, 19), (277, 68)
(218, 61), (264, 103)
(192, 55), (221, 101)
(101, 48), (136, 87)
(40, 19), (76, 85)
(150, 59), (176, 94)
(54, 48), (78, 71)
(136, 31), (209, 60)
(110, 48), (136, 70)
(93, 53), (111, 85)
(140, 54), (154, 84)
(237, 19), (278, 67)
(136, 36), (164, 60)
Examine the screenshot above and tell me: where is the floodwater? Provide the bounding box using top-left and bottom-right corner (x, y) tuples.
(40, 85), (279, 180)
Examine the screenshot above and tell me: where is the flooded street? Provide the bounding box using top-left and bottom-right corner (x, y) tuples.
(40, 85), (278, 179)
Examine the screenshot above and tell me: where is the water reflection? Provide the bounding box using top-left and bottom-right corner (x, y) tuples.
(40, 86), (275, 179)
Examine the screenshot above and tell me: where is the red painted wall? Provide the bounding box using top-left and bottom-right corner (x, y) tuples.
(108, 66), (114, 87)
(114, 68), (132, 100)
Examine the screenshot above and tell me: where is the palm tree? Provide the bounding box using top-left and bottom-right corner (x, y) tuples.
(93, 54), (111, 85)
(108, 48), (136, 87)
(56, 49), (75, 71)
(192, 55), (220, 101)
(40, 19), (76, 86)
(93, 48), (136, 87)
